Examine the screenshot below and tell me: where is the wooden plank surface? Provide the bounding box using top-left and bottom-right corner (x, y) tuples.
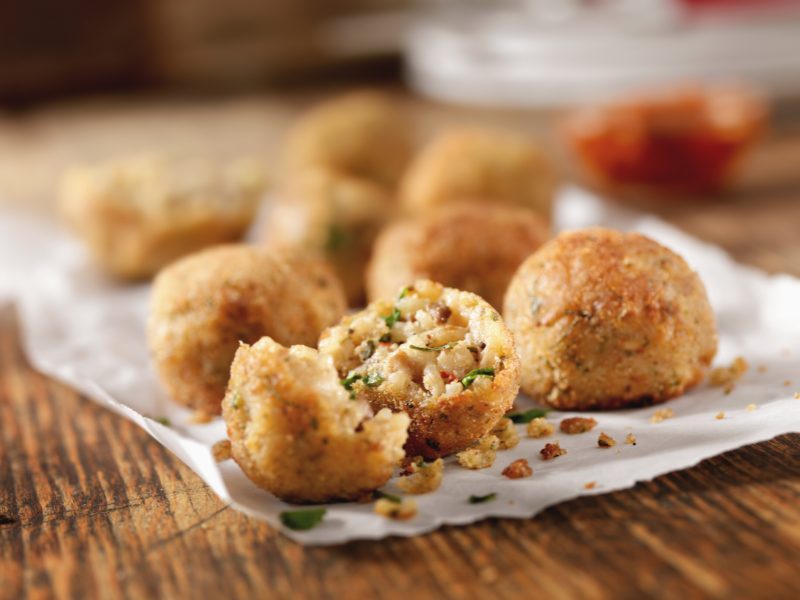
(1, 88), (800, 599)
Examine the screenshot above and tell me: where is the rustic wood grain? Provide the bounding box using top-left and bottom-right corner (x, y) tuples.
(1, 88), (800, 600)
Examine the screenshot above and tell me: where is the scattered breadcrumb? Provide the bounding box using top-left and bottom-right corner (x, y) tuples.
(526, 417), (554, 438)
(708, 356), (748, 394)
(560, 417), (598, 434)
(715, 412), (725, 420)
(584, 481), (597, 490)
(374, 497), (417, 520)
(212, 439), (232, 462)
(650, 408), (675, 424)
(795, 392), (800, 399)
(502, 458), (533, 479)
(757, 365), (768, 373)
(597, 432), (616, 448)
(456, 435), (499, 469)
(746, 403), (758, 412)
(189, 410), (214, 424)
(479, 566), (499, 584)
(492, 417), (520, 450)
(784, 380), (792, 387)
(540, 441), (566, 461)
(625, 433), (637, 445)
(396, 458), (444, 494)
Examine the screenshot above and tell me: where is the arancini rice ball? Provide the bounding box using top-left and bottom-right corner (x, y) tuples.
(284, 91), (413, 188)
(59, 154), (266, 279)
(400, 128), (558, 219)
(222, 337), (409, 504)
(503, 228), (717, 410)
(148, 245), (346, 416)
(319, 280), (521, 458)
(264, 166), (393, 306)
(366, 204), (549, 309)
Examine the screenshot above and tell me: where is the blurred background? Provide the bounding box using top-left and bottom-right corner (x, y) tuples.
(2, 0), (800, 271)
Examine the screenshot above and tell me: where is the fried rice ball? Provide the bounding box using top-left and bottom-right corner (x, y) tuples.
(319, 280), (521, 458)
(148, 245), (346, 416)
(366, 204), (549, 309)
(264, 166), (393, 305)
(503, 228), (717, 410)
(400, 128), (558, 220)
(284, 91), (413, 188)
(59, 154), (266, 279)
(223, 337), (409, 503)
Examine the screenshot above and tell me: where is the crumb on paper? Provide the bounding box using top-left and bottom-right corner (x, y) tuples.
(212, 439), (232, 462)
(540, 441), (566, 461)
(650, 408), (674, 424)
(795, 392), (800, 399)
(746, 403), (758, 412)
(502, 458), (533, 479)
(597, 432), (616, 448)
(715, 412), (725, 420)
(625, 433), (637, 445)
(374, 497), (417, 520)
(757, 365), (768, 373)
(708, 356), (748, 394)
(457, 435), (499, 469)
(526, 417), (554, 439)
(189, 410), (214, 424)
(492, 417), (520, 450)
(396, 458), (444, 494)
(560, 417), (598, 434)
(784, 380), (792, 387)
(584, 481), (597, 490)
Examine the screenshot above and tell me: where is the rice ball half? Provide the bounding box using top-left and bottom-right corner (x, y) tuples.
(148, 245), (346, 416)
(503, 228), (717, 410)
(319, 280), (521, 458)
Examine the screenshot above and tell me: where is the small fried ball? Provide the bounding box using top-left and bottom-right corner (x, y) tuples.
(284, 91), (413, 188)
(400, 128), (558, 219)
(222, 337), (409, 504)
(264, 166), (393, 305)
(503, 228), (717, 410)
(366, 204), (549, 308)
(148, 245), (346, 415)
(319, 280), (521, 459)
(59, 154), (266, 279)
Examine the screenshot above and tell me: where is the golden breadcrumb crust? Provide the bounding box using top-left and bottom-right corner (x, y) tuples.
(504, 228), (717, 410)
(265, 165), (393, 305)
(148, 245), (346, 415)
(366, 204), (549, 309)
(284, 91), (413, 188)
(400, 128), (558, 220)
(223, 337), (409, 504)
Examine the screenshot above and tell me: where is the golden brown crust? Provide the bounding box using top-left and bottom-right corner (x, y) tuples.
(222, 337), (409, 504)
(284, 91), (413, 188)
(264, 166), (394, 306)
(319, 280), (520, 459)
(148, 245), (346, 415)
(400, 128), (558, 219)
(503, 228), (718, 410)
(58, 155), (265, 279)
(366, 204), (549, 309)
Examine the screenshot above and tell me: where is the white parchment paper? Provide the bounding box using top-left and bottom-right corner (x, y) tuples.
(1, 186), (799, 545)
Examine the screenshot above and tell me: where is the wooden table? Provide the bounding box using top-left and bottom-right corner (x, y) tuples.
(1, 88), (799, 599)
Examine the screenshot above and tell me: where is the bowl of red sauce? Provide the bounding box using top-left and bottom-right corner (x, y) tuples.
(563, 85), (768, 197)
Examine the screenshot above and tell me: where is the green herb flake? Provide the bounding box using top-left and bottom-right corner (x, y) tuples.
(324, 225), (349, 252)
(398, 286), (412, 299)
(468, 493), (497, 504)
(460, 368), (495, 389)
(409, 343), (455, 352)
(364, 372), (384, 387)
(507, 408), (551, 424)
(341, 373), (362, 391)
(154, 416), (171, 427)
(379, 333), (392, 343)
(373, 490), (402, 504)
(279, 508), (327, 531)
(383, 307), (402, 329)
